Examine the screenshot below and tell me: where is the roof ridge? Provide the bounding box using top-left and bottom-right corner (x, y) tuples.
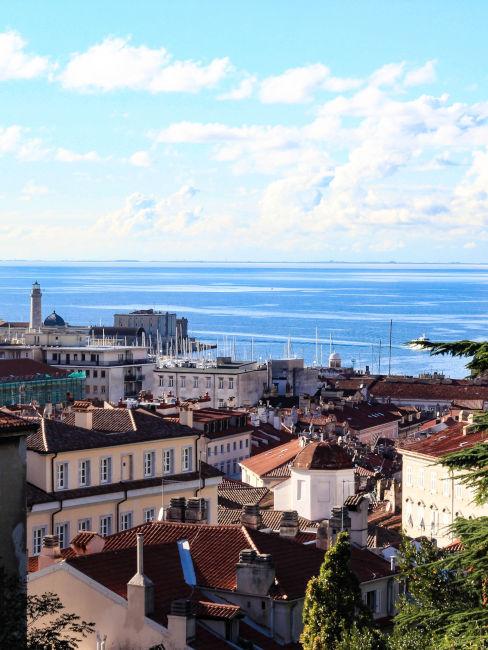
(241, 525), (259, 552)
(128, 408), (136, 431)
(41, 418), (48, 452)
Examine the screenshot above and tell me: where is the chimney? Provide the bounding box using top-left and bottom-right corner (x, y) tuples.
(279, 511), (299, 539)
(326, 507), (351, 548)
(74, 409), (93, 430)
(166, 497), (187, 522)
(347, 497), (369, 549)
(241, 504), (262, 530)
(167, 599), (196, 649)
(38, 535), (63, 570)
(185, 498), (207, 524)
(127, 534), (154, 623)
(179, 404), (194, 428)
(236, 550), (275, 596)
(273, 408), (281, 431)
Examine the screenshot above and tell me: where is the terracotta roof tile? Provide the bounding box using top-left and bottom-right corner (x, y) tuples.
(240, 439), (301, 478)
(399, 422), (488, 458)
(371, 378), (488, 403)
(218, 487), (270, 510)
(292, 441), (353, 470)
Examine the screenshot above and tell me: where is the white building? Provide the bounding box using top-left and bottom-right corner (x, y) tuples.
(273, 440), (356, 521)
(399, 419), (488, 547)
(154, 357), (268, 409)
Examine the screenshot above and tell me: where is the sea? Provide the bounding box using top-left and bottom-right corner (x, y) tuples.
(0, 262), (487, 378)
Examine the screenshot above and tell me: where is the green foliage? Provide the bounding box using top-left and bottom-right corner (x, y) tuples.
(407, 338), (488, 378)
(301, 531), (373, 650)
(441, 424), (488, 504)
(336, 622), (388, 650)
(0, 569), (94, 649)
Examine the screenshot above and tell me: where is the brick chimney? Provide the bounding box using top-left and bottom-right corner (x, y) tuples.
(236, 549), (275, 596)
(347, 497), (369, 549)
(279, 511), (299, 539)
(38, 535), (63, 570)
(127, 534), (154, 623)
(185, 498), (207, 524)
(316, 520), (329, 551)
(167, 599), (196, 649)
(241, 504), (262, 530)
(166, 497), (187, 522)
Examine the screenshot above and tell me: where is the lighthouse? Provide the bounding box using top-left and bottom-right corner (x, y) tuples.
(29, 281), (42, 330)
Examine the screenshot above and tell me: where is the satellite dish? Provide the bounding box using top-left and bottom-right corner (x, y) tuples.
(157, 506), (165, 522)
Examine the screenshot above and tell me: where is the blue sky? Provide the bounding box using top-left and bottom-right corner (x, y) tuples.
(1, 1), (488, 261)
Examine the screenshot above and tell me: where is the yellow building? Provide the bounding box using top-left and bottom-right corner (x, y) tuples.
(26, 406), (222, 556)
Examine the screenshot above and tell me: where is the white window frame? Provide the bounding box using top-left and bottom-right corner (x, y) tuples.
(143, 507), (156, 523)
(193, 376), (199, 389)
(180, 376), (186, 388)
(218, 377), (224, 389)
(163, 448), (174, 474)
(78, 518), (92, 532)
(430, 471), (437, 493)
(100, 456), (112, 484)
(168, 376), (174, 387)
(143, 450), (155, 478)
(100, 515), (113, 537)
(418, 468), (425, 489)
(229, 378), (234, 389)
(78, 459), (91, 487)
(55, 522), (69, 549)
(206, 377), (211, 389)
(55, 461), (69, 491)
(32, 525), (47, 556)
(406, 465), (413, 487)
(119, 511), (133, 531)
(182, 446), (192, 472)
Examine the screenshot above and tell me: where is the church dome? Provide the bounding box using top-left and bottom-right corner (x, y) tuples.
(43, 310), (66, 327)
(292, 441), (353, 471)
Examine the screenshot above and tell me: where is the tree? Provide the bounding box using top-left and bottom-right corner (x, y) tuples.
(408, 338), (488, 378)
(301, 531), (373, 650)
(0, 569), (95, 649)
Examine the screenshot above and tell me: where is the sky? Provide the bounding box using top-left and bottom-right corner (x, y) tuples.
(1, 1), (488, 262)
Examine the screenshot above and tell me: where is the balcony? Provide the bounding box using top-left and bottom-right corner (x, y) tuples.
(124, 373), (145, 382)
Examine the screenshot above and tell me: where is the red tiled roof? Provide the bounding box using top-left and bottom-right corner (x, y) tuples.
(0, 410), (38, 434)
(299, 403), (401, 432)
(193, 601), (242, 620)
(217, 507), (317, 531)
(398, 422), (488, 458)
(0, 358), (71, 381)
(292, 441), (353, 470)
(371, 378), (488, 402)
(218, 486), (270, 510)
(240, 439), (301, 478)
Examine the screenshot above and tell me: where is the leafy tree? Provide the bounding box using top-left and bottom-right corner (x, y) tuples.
(336, 622), (388, 650)
(408, 338), (488, 378)
(0, 569), (95, 649)
(301, 531), (373, 649)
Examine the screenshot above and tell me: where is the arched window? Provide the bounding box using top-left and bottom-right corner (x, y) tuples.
(405, 498), (413, 528)
(417, 501), (426, 531)
(430, 505), (438, 535)
(442, 507), (451, 528)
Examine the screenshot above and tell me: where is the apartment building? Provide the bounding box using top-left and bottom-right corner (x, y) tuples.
(154, 357), (268, 408)
(26, 407), (222, 556)
(44, 344), (154, 402)
(399, 419), (488, 546)
(114, 309), (178, 342)
(179, 406), (252, 478)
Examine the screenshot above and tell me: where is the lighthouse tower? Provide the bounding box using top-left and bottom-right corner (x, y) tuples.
(29, 282), (42, 330)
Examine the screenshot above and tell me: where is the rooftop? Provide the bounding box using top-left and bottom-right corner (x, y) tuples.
(239, 438), (302, 478)
(292, 441), (353, 471)
(398, 421), (488, 458)
(0, 358), (71, 382)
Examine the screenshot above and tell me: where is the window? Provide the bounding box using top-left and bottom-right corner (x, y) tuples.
(100, 457), (112, 484)
(32, 526), (47, 555)
(214, 445), (218, 455)
(169, 376), (174, 387)
(406, 465), (413, 487)
(239, 440), (243, 449)
(55, 462), (69, 490)
(93, 370), (98, 378)
(101, 370), (105, 378)
(430, 507), (439, 535)
(418, 468), (425, 489)
(297, 480), (304, 500)
(85, 385), (90, 393)
(144, 451), (155, 477)
(78, 459), (91, 487)
(206, 377), (211, 389)
(193, 376), (199, 389)
(233, 460), (237, 474)
(52, 353), (58, 361)
(163, 448), (174, 474)
(233, 441), (236, 450)
(144, 508), (155, 523)
(159, 376), (164, 387)
(101, 386), (106, 394)
(100, 515), (112, 537)
(229, 378), (234, 389)
(208, 447), (212, 457)
(86, 370), (90, 377)
(365, 589), (378, 613)
(78, 518), (91, 532)
(455, 481), (462, 498)
(227, 443), (230, 452)
(226, 460), (231, 474)
(443, 477), (451, 497)
(218, 399), (224, 407)
(93, 385), (98, 393)
(218, 377), (224, 389)
(245, 439), (249, 448)
(55, 522), (69, 549)
(91, 354), (97, 362)
(120, 512), (133, 531)
(220, 444), (224, 454)
(180, 376), (186, 388)
(182, 446), (193, 472)
(430, 472), (437, 493)
(74, 353), (78, 361)
(81, 353), (86, 361)
(406, 500), (413, 527)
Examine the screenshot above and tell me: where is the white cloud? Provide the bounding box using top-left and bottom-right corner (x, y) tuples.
(0, 125), (23, 154)
(0, 31), (51, 81)
(129, 150), (151, 167)
(259, 63), (361, 104)
(21, 180), (49, 201)
(218, 75), (256, 100)
(404, 60), (437, 87)
(55, 148), (102, 162)
(369, 62), (405, 87)
(60, 36), (231, 93)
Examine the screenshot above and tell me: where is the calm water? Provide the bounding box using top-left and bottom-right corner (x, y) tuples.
(1, 262), (487, 377)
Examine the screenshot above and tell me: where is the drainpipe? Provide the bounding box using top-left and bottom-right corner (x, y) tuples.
(50, 452), (63, 534)
(116, 487), (128, 532)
